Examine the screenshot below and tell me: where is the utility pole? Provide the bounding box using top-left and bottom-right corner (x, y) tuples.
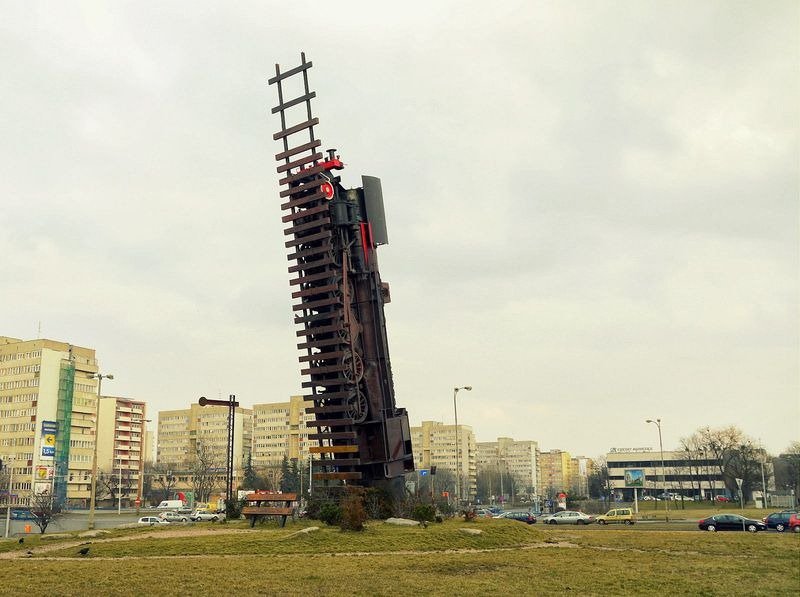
(3, 457), (13, 538)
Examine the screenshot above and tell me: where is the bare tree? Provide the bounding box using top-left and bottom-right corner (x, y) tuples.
(190, 442), (220, 503)
(97, 467), (135, 507)
(774, 441), (800, 502)
(29, 490), (58, 534)
(150, 462), (179, 502)
(688, 426), (763, 500)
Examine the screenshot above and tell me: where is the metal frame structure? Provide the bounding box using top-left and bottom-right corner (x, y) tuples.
(268, 53), (414, 493)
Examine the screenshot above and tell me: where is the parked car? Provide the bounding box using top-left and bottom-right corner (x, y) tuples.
(138, 516), (170, 526)
(493, 510), (536, 524)
(714, 496), (731, 502)
(540, 511), (595, 525)
(641, 495), (655, 501)
(762, 510), (798, 532)
(159, 511), (188, 523)
(698, 514), (766, 532)
(190, 510), (221, 522)
(596, 508), (635, 525)
(788, 513), (800, 533)
(9, 508), (37, 520)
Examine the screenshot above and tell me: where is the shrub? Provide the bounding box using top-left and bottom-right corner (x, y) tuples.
(412, 503), (436, 523)
(340, 488), (367, 532)
(319, 502), (342, 526)
(364, 487), (395, 520)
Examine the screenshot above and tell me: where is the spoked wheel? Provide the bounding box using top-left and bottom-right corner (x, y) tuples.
(747, 524), (758, 533)
(707, 525), (716, 532)
(344, 389), (368, 423)
(342, 351), (364, 383)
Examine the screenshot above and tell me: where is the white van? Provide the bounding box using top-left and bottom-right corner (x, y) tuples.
(157, 500), (184, 510)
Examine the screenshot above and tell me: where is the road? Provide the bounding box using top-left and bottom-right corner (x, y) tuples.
(4, 509), (147, 536)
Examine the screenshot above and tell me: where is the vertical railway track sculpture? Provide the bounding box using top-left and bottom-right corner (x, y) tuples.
(268, 53), (414, 496)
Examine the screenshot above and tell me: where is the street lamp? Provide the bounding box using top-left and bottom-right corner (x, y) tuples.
(453, 386), (472, 506)
(88, 372), (114, 530)
(136, 419), (152, 515)
(3, 456), (14, 539)
(646, 418), (669, 522)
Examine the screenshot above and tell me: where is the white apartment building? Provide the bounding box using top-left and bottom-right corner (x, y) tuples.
(411, 420), (476, 501)
(0, 336), (102, 509)
(477, 437), (539, 500)
(157, 403), (252, 470)
(97, 396), (147, 508)
(252, 395), (314, 468)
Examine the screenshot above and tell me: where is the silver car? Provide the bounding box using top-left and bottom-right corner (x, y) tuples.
(190, 510), (222, 522)
(540, 510), (595, 525)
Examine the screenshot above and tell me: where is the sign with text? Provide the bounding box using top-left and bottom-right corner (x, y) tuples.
(40, 420), (58, 460)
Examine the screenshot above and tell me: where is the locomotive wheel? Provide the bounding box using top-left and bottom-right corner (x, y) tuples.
(345, 389), (368, 423)
(342, 351), (364, 383)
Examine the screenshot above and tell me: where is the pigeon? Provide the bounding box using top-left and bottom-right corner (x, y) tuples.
(78, 547), (90, 556)
(18, 538), (24, 544)
(25, 551), (33, 558)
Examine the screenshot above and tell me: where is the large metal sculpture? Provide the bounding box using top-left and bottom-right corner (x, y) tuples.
(268, 53), (414, 494)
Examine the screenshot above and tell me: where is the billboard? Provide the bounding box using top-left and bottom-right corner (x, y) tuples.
(624, 469), (645, 488)
(40, 420), (58, 460)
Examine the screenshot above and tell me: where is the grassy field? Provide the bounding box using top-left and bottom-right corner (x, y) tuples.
(0, 517), (797, 596)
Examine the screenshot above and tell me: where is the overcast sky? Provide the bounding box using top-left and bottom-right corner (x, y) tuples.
(2, 1), (797, 458)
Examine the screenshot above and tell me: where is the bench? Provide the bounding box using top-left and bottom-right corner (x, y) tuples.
(242, 492), (297, 528)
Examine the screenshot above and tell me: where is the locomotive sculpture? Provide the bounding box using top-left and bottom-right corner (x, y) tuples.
(268, 53), (414, 494)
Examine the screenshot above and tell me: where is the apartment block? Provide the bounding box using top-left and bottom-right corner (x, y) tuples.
(410, 420), (476, 501)
(569, 456), (593, 497)
(0, 336), (101, 508)
(539, 449), (572, 498)
(97, 396), (147, 507)
(156, 403), (253, 471)
(476, 437), (539, 498)
(252, 395), (313, 468)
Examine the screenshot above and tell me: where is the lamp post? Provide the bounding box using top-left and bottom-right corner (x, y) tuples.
(3, 456), (13, 539)
(136, 419), (151, 516)
(88, 372), (114, 530)
(453, 386), (472, 506)
(646, 418), (669, 522)
(117, 457), (123, 515)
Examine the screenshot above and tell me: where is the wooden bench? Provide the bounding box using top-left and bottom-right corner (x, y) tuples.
(242, 492), (297, 528)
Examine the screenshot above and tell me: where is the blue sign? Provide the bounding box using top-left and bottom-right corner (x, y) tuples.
(419, 470), (428, 476)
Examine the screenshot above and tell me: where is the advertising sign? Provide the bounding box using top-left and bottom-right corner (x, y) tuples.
(624, 469), (645, 488)
(35, 465), (54, 480)
(40, 420), (58, 460)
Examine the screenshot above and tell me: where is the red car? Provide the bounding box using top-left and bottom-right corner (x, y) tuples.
(789, 513), (800, 533)
(715, 496), (730, 502)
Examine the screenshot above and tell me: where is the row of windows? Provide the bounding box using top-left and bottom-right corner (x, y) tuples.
(0, 364), (41, 375)
(0, 350), (42, 362)
(0, 437), (34, 447)
(69, 453), (91, 463)
(0, 423), (35, 432)
(0, 378), (39, 390)
(69, 439), (93, 449)
(609, 459), (721, 469)
(74, 382), (94, 393)
(0, 407), (37, 418)
(0, 393), (38, 404)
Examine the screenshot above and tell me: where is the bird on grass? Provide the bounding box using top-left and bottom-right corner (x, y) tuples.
(18, 538), (24, 544)
(78, 547), (90, 556)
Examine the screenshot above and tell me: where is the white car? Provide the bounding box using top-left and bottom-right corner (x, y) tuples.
(138, 516), (170, 526)
(540, 511), (595, 525)
(190, 510), (222, 522)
